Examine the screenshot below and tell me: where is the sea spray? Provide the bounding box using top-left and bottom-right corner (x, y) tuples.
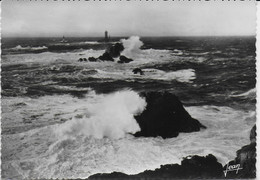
(55, 90), (147, 139)
(120, 36), (144, 58)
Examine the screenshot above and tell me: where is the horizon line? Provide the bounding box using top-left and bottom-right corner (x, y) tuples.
(1, 35), (256, 38)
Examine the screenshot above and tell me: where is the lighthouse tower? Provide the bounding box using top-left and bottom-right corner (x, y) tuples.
(104, 30), (109, 42)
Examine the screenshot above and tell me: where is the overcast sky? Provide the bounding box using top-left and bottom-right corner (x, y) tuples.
(2, 0), (256, 37)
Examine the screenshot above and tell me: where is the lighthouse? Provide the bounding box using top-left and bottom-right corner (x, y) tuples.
(104, 30), (109, 42)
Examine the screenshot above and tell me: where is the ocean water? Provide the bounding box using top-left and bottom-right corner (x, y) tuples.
(1, 36), (256, 179)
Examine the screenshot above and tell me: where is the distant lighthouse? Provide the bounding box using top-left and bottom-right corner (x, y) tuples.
(104, 30), (109, 42)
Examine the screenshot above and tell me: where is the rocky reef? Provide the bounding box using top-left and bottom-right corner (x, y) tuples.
(89, 154), (223, 179)
(78, 43), (133, 63)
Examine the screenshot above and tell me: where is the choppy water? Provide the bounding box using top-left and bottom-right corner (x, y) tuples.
(1, 36), (256, 179)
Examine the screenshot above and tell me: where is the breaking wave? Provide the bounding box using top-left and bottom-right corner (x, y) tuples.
(92, 68), (195, 83)
(120, 36), (144, 58)
(54, 90), (146, 139)
(11, 45), (48, 51)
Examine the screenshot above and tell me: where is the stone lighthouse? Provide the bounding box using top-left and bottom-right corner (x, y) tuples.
(104, 30), (109, 42)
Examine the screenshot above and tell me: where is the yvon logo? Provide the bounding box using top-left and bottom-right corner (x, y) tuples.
(223, 163), (243, 177)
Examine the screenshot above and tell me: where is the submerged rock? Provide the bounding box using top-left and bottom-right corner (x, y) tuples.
(78, 58), (87, 62)
(132, 68), (144, 75)
(134, 92), (206, 138)
(118, 56), (133, 63)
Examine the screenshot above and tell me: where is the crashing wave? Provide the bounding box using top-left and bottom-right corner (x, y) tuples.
(54, 90), (146, 139)
(11, 45), (48, 51)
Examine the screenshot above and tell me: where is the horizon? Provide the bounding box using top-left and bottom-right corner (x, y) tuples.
(1, 35), (256, 39)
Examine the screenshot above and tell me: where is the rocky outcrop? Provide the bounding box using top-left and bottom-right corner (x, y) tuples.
(89, 154), (224, 179)
(224, 124), (256, 178)
(132, 68), (144, 75)
(78, 58), (87, 62)
(88, 57), (98, 62)
(134, 92), (206, 138)
(98, 43), (124, 61)
(107, 43), (124, 58)
(98, 52), (114, 61)
(77, 43), (134, 63)
(118, 56), (133, 63)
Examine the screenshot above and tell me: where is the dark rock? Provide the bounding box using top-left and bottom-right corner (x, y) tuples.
(224, 124), (256, 178)
(138, 154), (223, 178)
(132, 68), (144, 75)
(118, 56), (133, 63)
(134, 92), (206, 138)
(88, 57), (98, 62)
(88, 154), (223, 179)
(78, 58), (83, 62)
(89, 172), (129, 179)
(98, 52), (114, 61)
(107, 43), (124, 58)
(250, 124), (256, 143)
(83, 58), (87, 61)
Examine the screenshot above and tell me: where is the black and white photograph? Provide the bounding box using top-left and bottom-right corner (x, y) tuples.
(1, 0), (257, 179)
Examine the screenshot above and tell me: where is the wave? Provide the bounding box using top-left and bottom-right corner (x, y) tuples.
(92, 68), (195, 83)
(142, 68), (195, 82)
(120, 36), (144, 59)
(83, 41), (100, 45)
(10, 45), (48, 51)
(54, 90), (146, 139)
(230, 88), (256, 98)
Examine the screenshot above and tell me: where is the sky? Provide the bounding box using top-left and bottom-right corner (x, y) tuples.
(1, 0), (257, 37)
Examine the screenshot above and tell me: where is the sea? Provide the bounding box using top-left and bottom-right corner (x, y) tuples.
(1, 36), (256, 179)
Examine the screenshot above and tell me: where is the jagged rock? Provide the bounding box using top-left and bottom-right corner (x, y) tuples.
(224, 124), (256, 178)
(134, 92), (206, 138)
(98, 52), (114, 61)
(88, 154), (223, 179)
(107, 43), (124, 58)
(88, 57), (98, 62)
(78, 58), (87, 62)
(132, 68), (144, 75)
(118, 56), (133, 63)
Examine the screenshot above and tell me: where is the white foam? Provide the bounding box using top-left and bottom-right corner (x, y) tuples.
(11, 45), (48, 51)
(120, 36), (144, 59)
(91, 68), (196, 83)
(230, 88), (256, 98)
(54, 90), (146, 139)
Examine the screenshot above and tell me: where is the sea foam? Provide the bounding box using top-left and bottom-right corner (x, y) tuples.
(55, 90), (146, 139)
(120, 36), (144, 58)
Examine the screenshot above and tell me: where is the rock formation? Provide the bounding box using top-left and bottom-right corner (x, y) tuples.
(134, 92), (206, 138)
(107, 43), (124, 58)
(89, 154), (224, 179)
(132, 68), (144, 75)
(98, 52), (114, 61)
(118, 56), (133, 63)
(223, 124), (256, 178)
